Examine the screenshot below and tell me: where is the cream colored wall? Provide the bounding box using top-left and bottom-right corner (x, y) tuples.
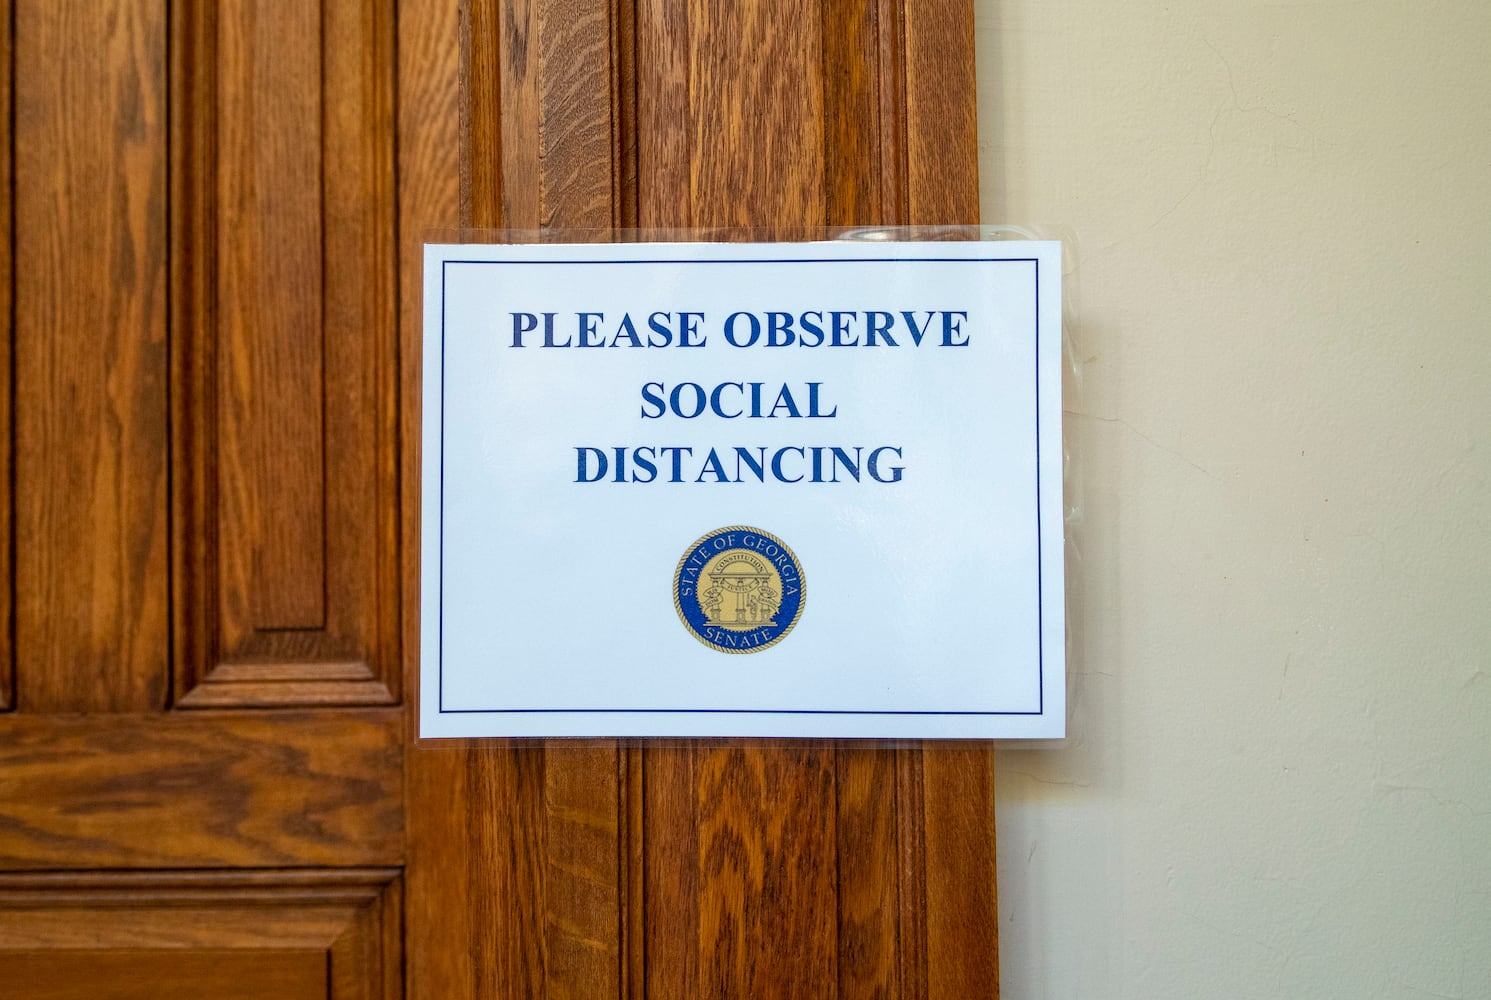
(977, 2), (1491, 996)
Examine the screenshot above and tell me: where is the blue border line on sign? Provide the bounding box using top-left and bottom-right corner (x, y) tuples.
(439, 260), (448, 713)
(1036, 255), (1043, 717)
(437, 255), (1048, 718)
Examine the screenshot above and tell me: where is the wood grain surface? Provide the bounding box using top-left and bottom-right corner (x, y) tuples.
(14, 0), (171, 713)
(407, 6), (630, 997)
(687, 0), (826, 233)
(0, 0), (11, 712)
(639, 0), (994, 995)
(835, 746), (903, 997)
(696, 746), (838, 998)
(170, 0), (400, 708)
(0, 712), (402, 870)
(398, 1), (475, 996)
(6, 950), (328, 1000)
(923, 744), (1000, 995)
(634, 0), (691, 230)
(823, 0), (887, 228)
(905, 0), (980, 226)
(0, 869), (401, 1000)
(899, 11), (997, 985)
(217, 0), (328, 632)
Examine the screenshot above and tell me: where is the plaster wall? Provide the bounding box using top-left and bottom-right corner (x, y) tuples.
(978, 3), (1491, 996)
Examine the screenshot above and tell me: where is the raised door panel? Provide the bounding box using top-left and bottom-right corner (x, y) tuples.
(0, 0), (405, 877)
(172, 0), (400, 708)
(0, 870), (401, 1000)
(8, 0), (400, 715)
(8, 950), (328, 1000)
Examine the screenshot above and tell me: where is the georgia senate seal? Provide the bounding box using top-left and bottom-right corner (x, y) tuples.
(674, 526), (805, 653)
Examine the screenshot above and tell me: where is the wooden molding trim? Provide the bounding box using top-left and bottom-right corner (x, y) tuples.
(0, 2), (11, 714)
(0, 711), (403, 870)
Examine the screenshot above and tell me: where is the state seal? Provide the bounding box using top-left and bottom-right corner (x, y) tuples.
(674, 526), (805, 653)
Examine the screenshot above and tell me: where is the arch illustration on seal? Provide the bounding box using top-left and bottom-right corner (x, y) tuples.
(673, 526), (805, 653)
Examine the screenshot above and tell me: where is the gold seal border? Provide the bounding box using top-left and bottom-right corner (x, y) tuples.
(673, 525), (806, 654)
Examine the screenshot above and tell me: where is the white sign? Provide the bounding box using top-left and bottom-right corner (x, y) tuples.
(421, 241), (1064, 738)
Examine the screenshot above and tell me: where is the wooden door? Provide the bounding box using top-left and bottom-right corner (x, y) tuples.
(0, 1), (996, 997)
(1, 1), (404, 995)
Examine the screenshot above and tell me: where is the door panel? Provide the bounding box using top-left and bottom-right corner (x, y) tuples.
(0, 870), (400, 1000)
(171, 0), (401, 709)
(9, 950), (328, 1000)
(14, 0), (170, 715)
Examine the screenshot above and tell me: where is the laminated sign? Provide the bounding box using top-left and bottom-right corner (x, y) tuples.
(421, 241), (1064, 738)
